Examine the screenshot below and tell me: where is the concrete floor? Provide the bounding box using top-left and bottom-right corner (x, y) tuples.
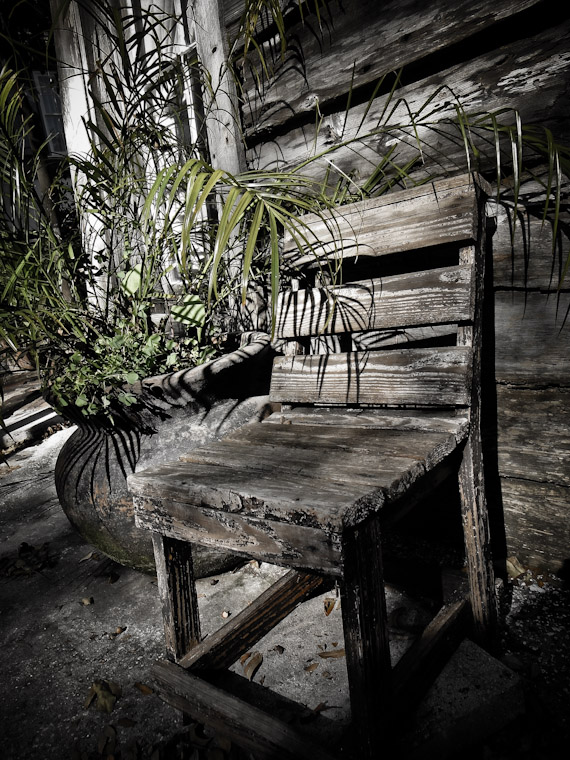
(1, 419), (569, 759)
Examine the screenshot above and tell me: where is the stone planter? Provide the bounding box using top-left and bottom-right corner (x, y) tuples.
(54, 334), (275, 575)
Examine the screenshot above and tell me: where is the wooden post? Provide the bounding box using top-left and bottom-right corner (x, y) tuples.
(189, 0), (245, 174)
(152, 533), (201, 662)
(457, 223), (497, 647)
(340, 516), (392, 758)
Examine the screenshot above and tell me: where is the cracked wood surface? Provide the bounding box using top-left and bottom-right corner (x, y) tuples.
(231, 0), (544, 135)
(269, 347), (472, 406)
(281, 176), (483, 266)
(275, 265), (473, 338)
(130, 422), (463, 564)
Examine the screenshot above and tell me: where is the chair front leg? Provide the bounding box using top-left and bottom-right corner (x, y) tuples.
(152, 533), (202, 662)
(340, 516), (392, 758)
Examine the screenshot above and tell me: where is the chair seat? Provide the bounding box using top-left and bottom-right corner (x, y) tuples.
(130, 416), (468, 574)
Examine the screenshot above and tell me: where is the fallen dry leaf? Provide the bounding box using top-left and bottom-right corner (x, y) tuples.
(506, 556), (526, 579)
(304, 662), (319, 673)
(239, 652), (252, 665)
(273, 644), (285, 654)
(84, 680), (122, 713)
(134, 681), (154, 695)
(323, 598), (336, 616)
(318, 649), (345, 659)
(243, 651), (263, 681)
(108, 625), (127, 639)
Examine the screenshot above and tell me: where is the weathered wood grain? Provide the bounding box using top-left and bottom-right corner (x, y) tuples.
(179, 436), (425, 492)
(152, 660), (337, 760)
(340, 516), (391, 757)
(248, 22), (570, 178)
(276, 266), (473, 338)
(192, 0), (245, 172)
(179, 569), (326, 670)
(270, 347), (473, 406)
(236, 0), (544, 133)
(494, 292), (570, 385)
(489, 201), (570, 290)
(282, 175), (482, 266)
(262, 407), (470, 438)
(152, 534), (201, 661)
(135, 492), (344, 575)
(131, 423), (463, 535)
(496, 387), (570, 486)
(391, 598), (471, 709)
(350, 324), (458, 351)
(457, 239), (497, 645)
(501, 479), (570, 573)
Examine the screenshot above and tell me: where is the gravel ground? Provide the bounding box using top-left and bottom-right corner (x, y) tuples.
(1, 425), (569, 760)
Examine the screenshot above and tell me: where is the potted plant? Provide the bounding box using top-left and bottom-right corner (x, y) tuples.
(0, 2), (343, 573)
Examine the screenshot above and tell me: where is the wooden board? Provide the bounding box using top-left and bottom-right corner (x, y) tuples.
(235, 0), (544, 133)
(282, 175), (481, 266)
(350, 324), (458, 351)
(134, 492), (345, 575)
(152, 660), (337, 760)
(275, 265), (473, 338)
(179, 569), (326, 669)
(263, 407), (470, 438)
(269, 347), (473, 406)
(496, 386), (570, 487)
(494, 292), (570, 385)
(130, 424), (461, 542)
(501, 479), (570, 573)
(248, 21), (570, 177)
(489, 201), (570, 290)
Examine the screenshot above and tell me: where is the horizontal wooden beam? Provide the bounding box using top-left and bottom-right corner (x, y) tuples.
(152, 660), (338, 760)
(391, 598), (472, 711)
(282, 176), (482, 266)
(270, 347), (473, 406)
(275, 266), (473, 339)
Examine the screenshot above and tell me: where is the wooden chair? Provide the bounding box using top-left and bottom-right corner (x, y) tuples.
(128, 173), (497, 759)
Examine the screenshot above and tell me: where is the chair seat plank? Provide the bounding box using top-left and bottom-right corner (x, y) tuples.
(270, 347), (472, 406)
(180, 438), (426, 492)
(131, 427), (460, 523)
(224, 422), (462, 471)
(135, 493), (345, 574)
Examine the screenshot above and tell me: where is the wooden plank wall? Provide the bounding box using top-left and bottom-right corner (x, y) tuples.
(220, 0), (570, 573)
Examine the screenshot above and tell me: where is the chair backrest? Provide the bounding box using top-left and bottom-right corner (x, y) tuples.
(270, 173), (489, 410)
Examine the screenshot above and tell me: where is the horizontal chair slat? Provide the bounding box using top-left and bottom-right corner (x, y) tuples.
(269, 347), (472, 406)
(276, 265), (473, 339)
(283, 175), (483, 267)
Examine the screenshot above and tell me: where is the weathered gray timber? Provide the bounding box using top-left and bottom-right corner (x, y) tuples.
(494, 292), (570, 386)
(128, 174), (496, 758)
(231, 0), (545, 133)
(245, 19), (570, 171)
(496, 387), (570, 487)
